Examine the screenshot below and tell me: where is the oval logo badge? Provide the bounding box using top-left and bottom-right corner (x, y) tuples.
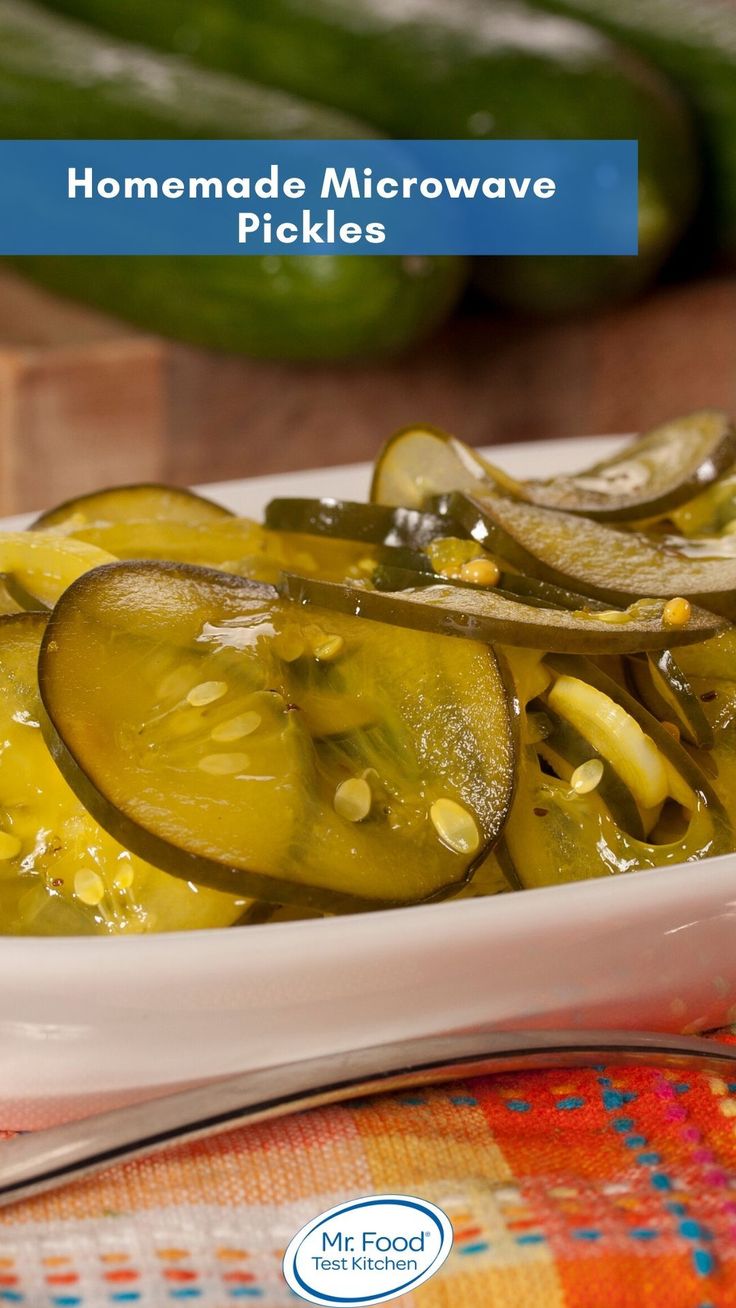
(283, 1193), (453, 1306)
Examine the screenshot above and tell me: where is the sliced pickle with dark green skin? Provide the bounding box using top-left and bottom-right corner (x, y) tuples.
(282, 573), (724, 655)
(451, 491), (736, 615)
(372, 558), (608, 613)
(33, 482), (233, 532)
(370, 424), (521, 508)
(265, 496), (461, 548)
(419, 536), (592, 606)
(673, 630), (736, 815)
(499, 651), (732, 889)
(373, 561), (582, 614)
(371, 414), (736, 525)
(523, 412), (736, 522)
(626, 651), (713, 749)
(536, 704), (647, 840)
(546, 653), (721, 816)
(0, 613), (248, 935)
(40, 562), (515, 911)
(371, 553), (435, 586)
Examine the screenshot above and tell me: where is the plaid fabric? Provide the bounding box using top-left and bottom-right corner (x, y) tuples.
(3, 1040), (736, 1307)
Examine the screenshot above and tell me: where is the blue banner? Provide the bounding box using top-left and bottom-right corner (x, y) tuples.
(0, 139), (637, 255)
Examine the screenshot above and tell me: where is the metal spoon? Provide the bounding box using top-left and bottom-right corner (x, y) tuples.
(2, 1028), (735, 1209)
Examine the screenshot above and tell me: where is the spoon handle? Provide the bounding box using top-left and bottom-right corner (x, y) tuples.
(2, 1028), (734, 1208)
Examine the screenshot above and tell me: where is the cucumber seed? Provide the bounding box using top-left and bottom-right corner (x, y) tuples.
(570, 758), (604, 795)
(334, 777), (372, 822)
(187, 680), (228, 707)
(74, 868), (106, 906)
(211, 712), (262, 743)
(430, 798), (480, 854)
(314, 634), (344, 662)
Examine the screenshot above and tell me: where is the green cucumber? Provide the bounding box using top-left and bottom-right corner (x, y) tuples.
(452, 490), (736, 613)
(281, 571), (724, 654)
(39, 0), (700, 313)
(526, 0), (736, 264)
(1, 0), (465, 360)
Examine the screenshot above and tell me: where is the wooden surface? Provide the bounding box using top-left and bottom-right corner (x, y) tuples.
(0, 268), (735, 515)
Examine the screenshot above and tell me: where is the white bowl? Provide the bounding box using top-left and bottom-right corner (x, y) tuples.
(5, 435), (736, 1129)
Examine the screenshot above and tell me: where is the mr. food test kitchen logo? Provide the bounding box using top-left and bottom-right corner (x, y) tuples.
(283, 1194), (453, 1305)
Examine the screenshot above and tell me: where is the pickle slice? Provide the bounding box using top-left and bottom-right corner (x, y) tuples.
(41, 512), (385, 588)
(524, 412), (736, 521)
(370, 424), (521, 507)
(453, 491), (736, 614)
(40, 562), (515, 910)
(673, 630), (736, 816)
(451, 851), (512, 899)
(0, 532), (116, 607)
(372, 557), (607, 613)
(0, 575), (31, 615)
(282, 573), (723, 654)
(669, 470), (736, 537)
(0, 613), (247, 935)
(371, 414), (736, 525)
(265, 497), (460, 548)
(33, 482), (233, 532)
(536, 704), (647, 840)
(499, 652), (732, 889)
(50, 516), (266, 564)
(626, 650), (713, 749)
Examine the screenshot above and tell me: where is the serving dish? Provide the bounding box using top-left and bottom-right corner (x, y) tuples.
(4, 434), (736, 1130)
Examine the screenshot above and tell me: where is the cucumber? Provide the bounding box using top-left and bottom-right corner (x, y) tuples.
(522, 411), (736, 522)
(526, 0), (736, 264)
(500, 653), (731, 887)
(1, 0), (465, 360)
(40, 563), (515, 909)
(39, 0), (700, 313)
(33, 483), (234, 531)
(264, 498), (461, 548)
(371, 414), (736, 524)
(281, 571), (724, 654)
(0, 613), (248, 935)
(452, 490), (736, 614)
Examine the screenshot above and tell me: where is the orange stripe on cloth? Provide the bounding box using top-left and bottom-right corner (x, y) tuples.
(0, 1103), (373, 1224)
(353, 1085), (511, 1189)
(415, 1261), (566, 1308)
(557, 1251), (736, 1308)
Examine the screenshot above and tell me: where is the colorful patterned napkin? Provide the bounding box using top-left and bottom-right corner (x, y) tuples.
(3, 1036), (736, 1307)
